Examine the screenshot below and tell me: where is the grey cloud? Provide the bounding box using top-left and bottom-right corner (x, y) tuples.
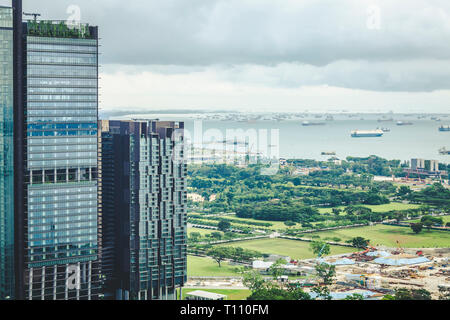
(3, 0), (449, 92)
(104, 59), (450, 92)
(14, 0), (450, 66)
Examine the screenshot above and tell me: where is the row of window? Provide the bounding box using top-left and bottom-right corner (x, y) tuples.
(30, 221), (97, 233)
(28, 87), (97, 94)
(29, 144), (97, 152)
(28, 78), (97, 87)
(29, 201), (97, 211)
(28, 101), (97, 108)
(27, 130), (97, 137)
(28, 159), (97, 168)
(29, 215), (97, 227)
(30, 236), (97, 247)
(28, 123), (97, 130)
(28, 137), (97, 145)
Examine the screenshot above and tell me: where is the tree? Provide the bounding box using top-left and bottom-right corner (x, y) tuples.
(243, 270), (311, 300)
(284, 221), (296, 227)
(351, 237), (370, 249)
(311, 286), (332, 300)
(269, 259), (286, 279)
(344, 293), (365, 300)
(397, 185), (412, 196)
(207, 247), (231, 267)
(247, 286), (311, 300)
(315, 262), (336, 285)
(332, 208), (342, 216)
(242, 270), (265, 291)
(410, 223), (423, 234)
(189, 232), (201, 242)
(394, 212), (406, 224)
(309, 241), (330, 257)
(218, 220), (231, 232)
(211, 231), (222, 240)
(394, 288), (432, 300)
(439, 286), (450, 300)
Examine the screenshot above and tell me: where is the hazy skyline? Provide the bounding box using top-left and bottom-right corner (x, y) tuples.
(3, 0), (450, 113)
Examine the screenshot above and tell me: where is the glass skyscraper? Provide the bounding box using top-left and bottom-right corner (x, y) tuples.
(100, 120), (187, 300)
(24, 22), (100, 300)
(0, 1), (100, 300)
(0, 5), (14, 300)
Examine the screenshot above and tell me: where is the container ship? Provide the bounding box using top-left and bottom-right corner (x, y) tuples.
(302, 121), (326, 126)
(351, 129), (384, 138)
(396, 121), (413, 126)
(439, 125), (450, 132)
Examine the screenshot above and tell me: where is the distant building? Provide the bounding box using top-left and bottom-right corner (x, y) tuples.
(407, 158), (446, 178)
(425, 160), (439, 172)
(100, 120), (187, 300)
(185, 290), (227, 301)
(411, 158), (425, 170)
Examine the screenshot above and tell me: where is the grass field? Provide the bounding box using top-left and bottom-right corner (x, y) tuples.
(306, 224), (450, 248)
(223, 215), (293, 230)
(216, 238), (354, 260)
(409, 215), (450, 224)
(317, 203), (421, 215)
(188, 227), (219, 237)
(181, 288), (251, 300)
(187, 255), (242, 277)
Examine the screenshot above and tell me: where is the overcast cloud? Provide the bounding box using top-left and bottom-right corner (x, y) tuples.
(3, 0), (450, 112)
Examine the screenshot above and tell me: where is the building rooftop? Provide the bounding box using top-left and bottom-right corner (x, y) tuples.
(185, 290), (227, 300)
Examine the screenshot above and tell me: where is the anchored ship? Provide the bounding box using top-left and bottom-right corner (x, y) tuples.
(351, 129), (384, 138)
(302, 121), (326, 126)
(439, 147), (450, 155)
(321, 151), (336, 155)
(397, 121), (413, 126)
(439, 125), (450, 132)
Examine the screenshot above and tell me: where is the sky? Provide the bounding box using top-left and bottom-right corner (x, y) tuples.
(3, 0), (450, 113)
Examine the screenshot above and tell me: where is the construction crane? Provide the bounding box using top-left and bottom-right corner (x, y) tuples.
(23, 12), (41, 21)
(393, 240), (404, 255)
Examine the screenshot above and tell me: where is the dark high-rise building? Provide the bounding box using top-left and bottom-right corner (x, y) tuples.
(0, 1), (100, 300)
(100, 120), (187, 300)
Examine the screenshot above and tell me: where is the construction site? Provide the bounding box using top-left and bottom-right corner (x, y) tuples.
(184, 245), (450, 300)
(293, 245), (450, 299)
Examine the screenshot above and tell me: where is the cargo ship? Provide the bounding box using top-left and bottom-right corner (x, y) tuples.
(396, 121), (413, 126)
(321, 151), (336, 155)
(439, 125), (450, 132)
(351, 129), (384, 138)
(377, 118), (393, 122)
(302, 121), (326, 126)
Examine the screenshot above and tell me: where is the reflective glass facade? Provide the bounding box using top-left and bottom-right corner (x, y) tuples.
(101, 121), (187, 300)
(0, 6), (14, 300)
(23, 23), (100, 300)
